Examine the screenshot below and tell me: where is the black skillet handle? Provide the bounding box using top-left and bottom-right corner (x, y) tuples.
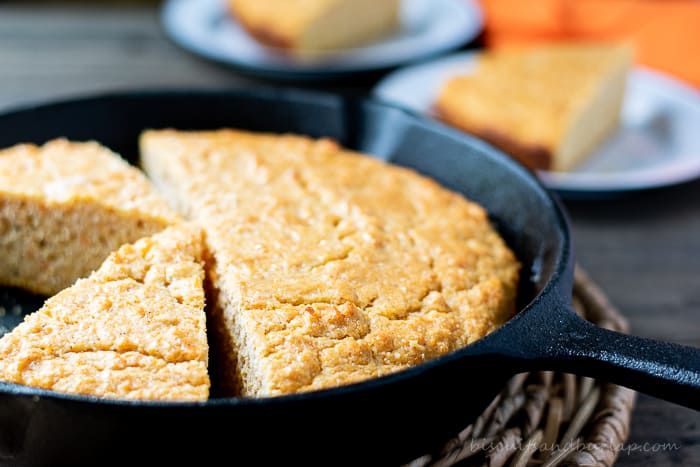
(510, 308), (700, 410)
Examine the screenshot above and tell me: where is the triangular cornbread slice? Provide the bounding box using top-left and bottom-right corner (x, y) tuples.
(0, 224), (210, 401)
(228, 0), (399, 53)
(141, 129), (519, 397)
(436, 44), (631, 171)
(0, 139), (181, 296)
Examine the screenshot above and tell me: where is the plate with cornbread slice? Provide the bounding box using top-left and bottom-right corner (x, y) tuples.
(373, 48), (700, 198)
(161, 0), (482, 79)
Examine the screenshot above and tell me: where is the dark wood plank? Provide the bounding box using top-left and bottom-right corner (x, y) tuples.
(615, 394), (700, 466)
(1, 2), (699, 465)
(0, 2), (255, 112)
(565, 179), (700, 465)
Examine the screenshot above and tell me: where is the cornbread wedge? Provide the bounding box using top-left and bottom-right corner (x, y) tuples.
(0, 224), (210, 401)
(228, 0), (399, 53)
(436, 44), (632, 171)
(141, 129), (519, 397)
(0, 139), (180, 295)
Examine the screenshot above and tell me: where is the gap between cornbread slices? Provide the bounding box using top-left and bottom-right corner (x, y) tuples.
(0, 139), (181, 296)
(0, 224), (210, 401)
(140, 129), (520, 398)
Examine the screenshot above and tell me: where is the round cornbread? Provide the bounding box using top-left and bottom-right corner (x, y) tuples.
(141, 129), (521, 397)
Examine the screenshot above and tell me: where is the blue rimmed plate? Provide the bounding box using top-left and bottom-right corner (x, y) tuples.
(161, 0), (483, 80)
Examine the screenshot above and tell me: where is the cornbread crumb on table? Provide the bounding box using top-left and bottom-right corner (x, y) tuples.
(141, 128), (520, 397)
(0, 139), (181, 296)
(436, 44), (632, 172)
(0, 224), (210, 401)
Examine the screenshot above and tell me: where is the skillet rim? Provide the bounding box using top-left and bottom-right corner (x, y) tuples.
(0, 87), (573, 408)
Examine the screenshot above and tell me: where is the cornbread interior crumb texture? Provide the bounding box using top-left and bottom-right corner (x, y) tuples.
(0, 139), (181, 296)
(141, 129), (520, 397)
(436, 44), (632, 172)
(0, 224), (210, 401)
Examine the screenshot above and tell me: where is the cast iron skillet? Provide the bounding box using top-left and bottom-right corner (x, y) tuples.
(0, 89), (698, 466)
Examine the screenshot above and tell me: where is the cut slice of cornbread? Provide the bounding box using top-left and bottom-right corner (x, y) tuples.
(0, 224), (210, 401)
(436, 44), (632, 172)
(0, 139), (181, 296)
(228, 0), (399, 53)
(141, 129), (519, 397)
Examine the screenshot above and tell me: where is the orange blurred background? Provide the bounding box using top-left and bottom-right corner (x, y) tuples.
(479, 0), (700, 88)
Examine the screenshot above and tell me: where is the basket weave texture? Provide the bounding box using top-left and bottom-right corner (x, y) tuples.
(408, 266), (637, 467)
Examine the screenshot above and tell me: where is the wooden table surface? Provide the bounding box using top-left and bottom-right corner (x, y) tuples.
(1, 3), (699, 465)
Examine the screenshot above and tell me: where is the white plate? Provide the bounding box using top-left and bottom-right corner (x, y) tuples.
(161, 0), (483, 79)
(373, 52), (700, 197)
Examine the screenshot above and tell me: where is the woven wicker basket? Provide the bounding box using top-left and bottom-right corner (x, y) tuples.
(408, 266), (636, 467)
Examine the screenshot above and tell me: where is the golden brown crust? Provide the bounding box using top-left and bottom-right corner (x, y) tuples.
(0, 139), (180, 223)
(477, 128), (552, 172)
(435, 103), (552, 171)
